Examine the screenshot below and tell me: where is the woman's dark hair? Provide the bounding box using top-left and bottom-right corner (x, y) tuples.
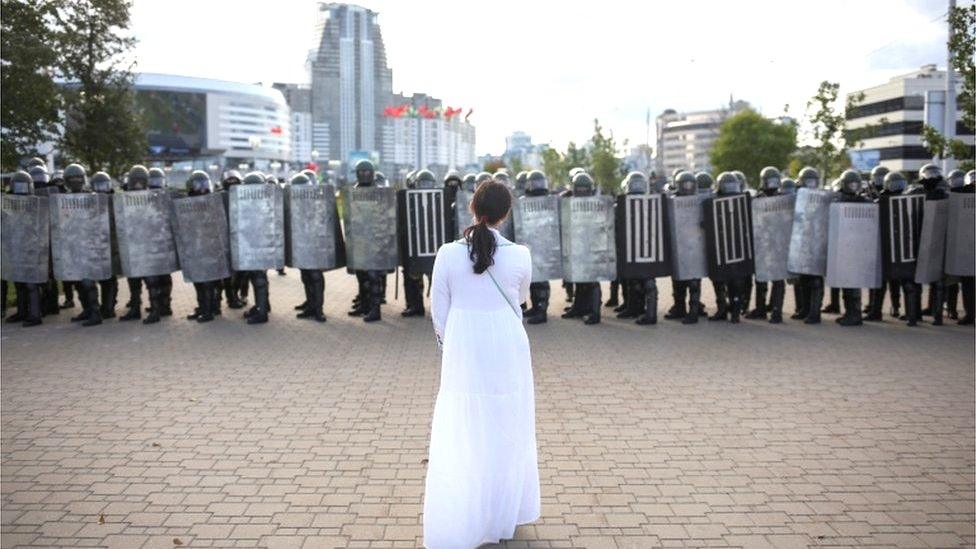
(462, 181), (512, 274)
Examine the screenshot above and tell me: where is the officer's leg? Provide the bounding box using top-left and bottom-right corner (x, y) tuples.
(837, 288), (863, 326)
(80, 279), (102, 327)
(23, 283), (42, 327)
(238, 271), (250, 300)
(308, 270), (326, 322)
(143, 276), (163, 324)
(188, 283), (204, 320)
(121, 277), (142, 321)
(822, 287), (840, 314)
(197, 282), (216, 323)
(159, 274), (173, 316)
(888, 279), (901, 318)
(363, 271), (383, 323)
(246, 271), (270, 325)
(959, 276), (974, 325)
(931, 281), (945, 326)
(584, 282), (602, 325)
(525, 282), (541, 317)
(606, 279), (620, 308)
(527, 282), (550, 325)
(902, 280), (919, 326)
(564, 281), (574, 304)
(636, 278), (658, 325)
(61, 280), (76, 309)
(747, 281), (768, 319)
(804, 276), (824, 324)
(946, 282), (959, 320)
(728, 277), (744, 323)
(295, 269), (311, 312)
(708, 279), (728, 321)
(682, 279), (701, 324)
(769, 280), (785, 324)
(70, 281), (91, 322)
(665, 279), (687, 320)
(99, 278), (117, 319)
(6, 283), (26, 323)
(791, 277), (807, 320)
(617, 279), (638, 319)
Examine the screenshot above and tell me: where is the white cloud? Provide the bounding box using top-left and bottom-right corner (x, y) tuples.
(130, 0), (957, 159)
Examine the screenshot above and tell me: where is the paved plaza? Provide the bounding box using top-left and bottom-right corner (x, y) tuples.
(1, 271), (974, 549)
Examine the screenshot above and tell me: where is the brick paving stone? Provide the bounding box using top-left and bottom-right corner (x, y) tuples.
(2, 271), (973, 548)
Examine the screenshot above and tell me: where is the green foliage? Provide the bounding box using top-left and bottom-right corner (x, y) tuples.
(949, 3), (975, 132)
(805, 81), (874, 181)
(0, 0), (62, 170)
(507, 157), (524, 175)
(483, 157), (506, 174)
(540, 147), (566, 188)
(786, 146), (820, 178)
(55, 0), (145, 175)
(589, 119), (624, 195)
(564, 141), (590, 174)
(709, 109), (797, 186)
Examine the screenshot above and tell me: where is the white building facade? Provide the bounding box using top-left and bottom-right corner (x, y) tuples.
(389, 93), (476, 180)
(654, 100), (749, 177)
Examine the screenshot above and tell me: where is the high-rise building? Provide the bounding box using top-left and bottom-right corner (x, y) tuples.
(502, 131), (546, 170)
(846, 64), (974, 178)
(655, 100), (749, 178)
(273, 83), (313, 167)
(389, 92), (477, 181)
(306, 3), (393, 174)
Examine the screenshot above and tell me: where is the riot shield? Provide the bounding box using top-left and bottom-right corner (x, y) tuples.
(559, 195), (616, 282)
(454, 190), (473, 238)
(826, 202), (882, 289)
(341, 186), (397, 271)
(751, 194), (794, 282)
(703, 193), (754, 281)
(879, 194), (924, 280)
(666, 194), (708, 281)
(397, 188), (453, 275)
(285, 184), (345, 271)
(50, 193), (113, 281)
(787, 188), (834, 276)
(615, 194), (670, 279)
(171, 193), (231, 283)
(944, 192), (974, 277)
(1, 195), (50, 283)
(513, 194), (562, 282)
(229, 185), (285, 271)
(113, 190), (179, 278)
(914, 199), (948, 284)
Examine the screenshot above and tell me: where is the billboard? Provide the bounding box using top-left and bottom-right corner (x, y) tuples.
(135, 89), (207, 158)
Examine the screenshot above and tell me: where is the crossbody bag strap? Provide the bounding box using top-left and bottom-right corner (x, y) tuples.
(485, 267), (521, 319)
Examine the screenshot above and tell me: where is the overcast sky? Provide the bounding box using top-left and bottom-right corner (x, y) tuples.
(130, 0), (959, 156)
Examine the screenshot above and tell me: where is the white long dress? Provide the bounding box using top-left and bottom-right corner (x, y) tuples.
(424, 228), (541, 548)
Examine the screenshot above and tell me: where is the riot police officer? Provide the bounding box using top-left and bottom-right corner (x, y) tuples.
(617, 171), (662, 325)
(514, 171), (528, 197)
(475, 171), (494, 188)
(234, 171), (274, 325)
(522, 170), (555, 324)
(400, 169), (440, 318)
(184, 170), (221, 323)
(868, 165), (889, 200)
(61, 164), (105, 327)
(146, 168), (175, 316)
(910, 163), (950, 326)
(707, 172), (750, 323)
(668, 172), (705, 323)
(560, 172), (603, 325)
(28, 164), (63, 315)
(834, 169), (870, 326)
(792, 166), (827, 324)
(781, 178), (797, 194)
(462, 173), (477, 191)
(287, 172), (328, 323)
(89, 171), (118, 319)
(876, 171), (921, 325)
(953, 170), (975, 325)
(746, 167), (787, 323)
(4, 171), (44, 327)
(219, 170), (247, 310)
(943, 169), (966, 320)
(348, 159), (385, 322)
(118, 165), (165, 324)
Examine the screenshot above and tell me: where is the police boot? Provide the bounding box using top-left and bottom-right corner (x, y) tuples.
(605, 279), (620, 308)
(564, 282), (574, 303)
(561, 291), (586, 318)
(768, 281), (785, 324)
(380, 275), (388, 305)
(348, 279), (368, 316)
(931, 282), (945, 326)
(363, 276), (382, 323)
(295, 271), (310, 312)
(247, 276), (270, 325)
(310, 274), (326, 323)
(225, 277), (244, 309)
(99, 279), (117, 319)
(187, 284), (204, 320)
(6, 284), (26, 323)
(524, 286), (541, 318)
(635, 280), (657, 326)
(197, 284), (215, 323)
(159, 275), (174, 317)
(865, 288), (884, 321)
(527, 285), (549, 325)
(888, 280), (901, 318)
(836, 290), (863, 326)
(708, 282), (728, 321)
(791, 281), (808, 320)
(746, 282), (767, 319)
(804, 278), (824, 324)
(617, 281), (640, 319)
(958, 277), (974, 325)
(296, 275), (316, 319)
(81, 283), (102, 327)
(43, 279), (60, 315)
(211, 284), (222, 317)
(665, 280), (687, 320)
(70, 287), (89, 322)
(821, 287), (840, 314)
(742, 277), (753, 317)
(946, 283), (959, 320)
(728, 282), (743, 324)
(583, 284), (602, 325)
(61, 281), (76, 309)
(143, 288), (162, 325)
(682, 280), (701, 325)
(921, 284), (936, 316)
(22, 284), (42, 327)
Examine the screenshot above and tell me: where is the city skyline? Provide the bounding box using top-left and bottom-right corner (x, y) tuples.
(130, 0), (955, 159)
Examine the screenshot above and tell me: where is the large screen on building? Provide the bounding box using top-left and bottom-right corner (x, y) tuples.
(135, 89), (206, 157)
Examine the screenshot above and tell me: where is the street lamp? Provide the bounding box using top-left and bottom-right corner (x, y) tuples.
(248, 136), (262, 170)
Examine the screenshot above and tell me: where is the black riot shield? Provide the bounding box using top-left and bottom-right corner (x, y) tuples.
(703, 193), (754, 281)
(397, 188), (454, 275)
(879, 194), (924, 281)
(1, 195), (50, 283)
(614, 194), (670, 279)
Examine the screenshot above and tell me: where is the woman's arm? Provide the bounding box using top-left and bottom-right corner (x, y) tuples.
(519, 247), (532, 304)
(430, 244), (452, 347)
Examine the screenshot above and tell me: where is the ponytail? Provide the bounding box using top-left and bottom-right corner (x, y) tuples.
(463, 181), (512, 274)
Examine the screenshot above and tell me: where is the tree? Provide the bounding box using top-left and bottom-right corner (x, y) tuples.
(56, 0), (145, 175)
(710, 109), (797, 186)
(564, 141), (590, 174)
(1, 0), (62, 170)
(507, 156), (524, 175)
(589, 119), (624, 195)
(483, 157), (506, 174)
(540, 147), (566, 189)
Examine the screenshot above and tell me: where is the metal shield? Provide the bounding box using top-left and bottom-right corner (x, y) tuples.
(751, 194), (795, 282)
(914, 199), (948, 284)
(615, 194), (670, 279)
(787, 188), (834, 276)
(50, 193), (113, 281)
(285, 184), (344, 271)
(454, 190), (473, 238)
(703, 193), (754, 281)
(945, 192), (974, 276)
(879, 194), (924, 280)
(826, 202), (882, 289)
(171, 193), (231, 283)
(666, 194), (708, 281)
(341, 186), (397, 271)
(513, 194), (563, 282)
(229, 185), (285, 271)
(559, 195), (616, 282)
(113, 190), (179, 278)
(1, 195), (50, 283)
(397, 188), (453, 275)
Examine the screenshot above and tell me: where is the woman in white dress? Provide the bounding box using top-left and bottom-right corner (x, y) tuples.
(424, 181), (541, 548)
